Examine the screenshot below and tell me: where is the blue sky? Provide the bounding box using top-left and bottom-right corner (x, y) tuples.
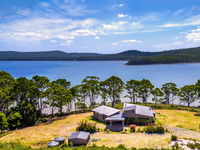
(0, 0), (200, 53)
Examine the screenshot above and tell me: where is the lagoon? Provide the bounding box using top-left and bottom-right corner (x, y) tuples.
(1, 61), (200, 87)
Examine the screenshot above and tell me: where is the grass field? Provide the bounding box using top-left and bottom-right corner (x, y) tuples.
(0, 109), (199, 149)
(156, 109), (200, 132)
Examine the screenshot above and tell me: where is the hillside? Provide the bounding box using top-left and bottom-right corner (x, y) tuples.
(126, 47), (200, 65)
(0, 50), (102, 61)
(0, 47), (200, 65)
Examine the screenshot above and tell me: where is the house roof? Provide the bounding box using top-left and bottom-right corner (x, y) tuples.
(68, 131), (90, 140)
(105, 112), (125, 121)
(123, 103), (155, 118)
(92, 105), (120, 116)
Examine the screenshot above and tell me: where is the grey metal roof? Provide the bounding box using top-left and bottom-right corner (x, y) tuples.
(68, 131), (90, 140)
(92, 105), (120, 116)
(105, 112), (125, 121)
(122, 105), (136, 111)
(54, 136), (65, 142)
(47, 141), (59, 147)
(135, 105), (154, 117)
(123, 103), (154, 118)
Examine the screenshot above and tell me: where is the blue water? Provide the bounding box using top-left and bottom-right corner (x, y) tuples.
(0, 61), (200, 87)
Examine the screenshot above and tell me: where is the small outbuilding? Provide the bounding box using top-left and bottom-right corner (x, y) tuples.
(68, 131), (90, 146)
(92, 105), (120, 122)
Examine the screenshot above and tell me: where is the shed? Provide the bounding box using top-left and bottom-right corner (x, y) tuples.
(68, 131), (90, 146)
(92, 105), (120, 122)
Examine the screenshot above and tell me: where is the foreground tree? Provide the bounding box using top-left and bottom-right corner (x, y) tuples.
(52, 79), (71, 89)
(99, 81), (109, 105)
(151, 88), (164, 106)
(0, 71), (15, 113)
(179, 85), (199, 107)
(102, 76), (124, 107)
(13, 77), (38, 126)
(161, 83), (179, 105)
(0, 112), (8, 132)
(137, 79), (154, 103)
(82, 76), (100, 108)
(46, 83), (72, 115)
(74, 84), (88, 111)
(125, 79), (140, 103)
(32, 75), (49, 117)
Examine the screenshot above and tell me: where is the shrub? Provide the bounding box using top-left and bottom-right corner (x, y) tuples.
(106, 129), (110, 133)
(129, 124), (136, 132)
(117, 144), (127, 149)
(144, 124), (165, 134)
(187, 142), (200, 149)
(172, 142), (179, 150)
(76, 121), (97, 133)
(0, 112), (8, 132)
(171, 135), (177, 141)
(7, 112), (22, 130)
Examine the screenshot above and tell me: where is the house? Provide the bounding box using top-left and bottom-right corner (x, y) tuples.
(92, 103), (155, 131)
(68, 131), (90, 146)
(105, 112), (125, 131)
(123, 103), (155, 122)
(92, 105), (120, 122)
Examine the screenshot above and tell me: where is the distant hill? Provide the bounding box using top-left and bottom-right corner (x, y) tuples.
(0, 47), (200, 65)
(0, 50), (102, 60)
(126, 47), (200, 65)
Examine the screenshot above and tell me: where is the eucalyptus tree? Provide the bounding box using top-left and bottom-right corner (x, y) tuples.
(125, 79), (140, 103)
(53, 79), (72, 110)
(46, 83), (72, 115)
(161, 82), (179, 105)
(70, 85), (79, 111)
(52, 79), (71, 89)
(99, 81), (109, 105)
(151, 88), (164, 107)
(32, 75), (50, 116)
(0, 71), (15, 113)
(74, 84), (88, 111)
(179, 85), (199, 107)
(102, 76), (124, 107)
(13, 77), (37, 126)
(81, 76), (100, 108)
(137, 79), (154, 103)
(0, 112), (8, 133)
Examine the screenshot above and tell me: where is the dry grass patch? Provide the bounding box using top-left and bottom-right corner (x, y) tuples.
(0, 112), (93, 148)
(90, 132), (171, 149)
(155, 109), (200, 132)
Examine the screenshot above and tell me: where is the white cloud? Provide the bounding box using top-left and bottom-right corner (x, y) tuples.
(0, 17), (99, 43)
(95, 36), (100, 39)
(39, 2), (50, 8)
(117, 14), (128, 18)
(121, 39), (142, 43)
(112, 39), (142, 46)
(60, 40), (74, 46)
(162, 14), (200, 28)
(102, 21), (128, 30)
(185, 27), (200, 42)
(112, 42), (118, 45)
(16, 9), (31, 16)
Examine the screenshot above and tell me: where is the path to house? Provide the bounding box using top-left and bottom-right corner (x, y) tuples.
(168, 127), (200, 140)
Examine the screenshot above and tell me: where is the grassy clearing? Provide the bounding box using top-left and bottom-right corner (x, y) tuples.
(0, 109), (199, 149)
(155, 109), (200, 132)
